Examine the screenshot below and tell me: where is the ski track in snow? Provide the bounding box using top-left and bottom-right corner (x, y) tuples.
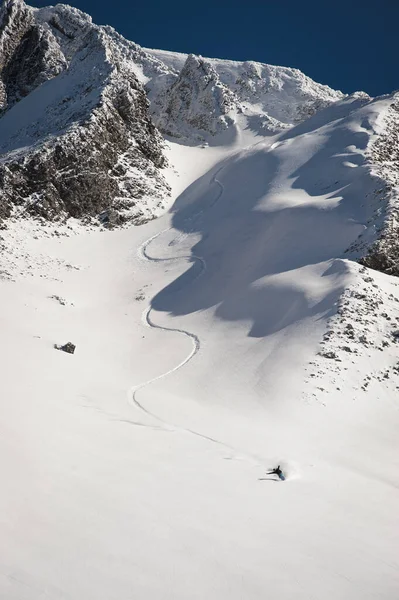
(130, 166), (265, 465)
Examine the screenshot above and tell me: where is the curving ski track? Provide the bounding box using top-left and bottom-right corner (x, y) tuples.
(130, 170), (226, 439)
(130, 167), (266, 466)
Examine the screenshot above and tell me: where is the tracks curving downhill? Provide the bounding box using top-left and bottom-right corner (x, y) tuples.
(130, 169), (224, 434)
(129, 164), (267, 467)
(129, 168), (261, 454)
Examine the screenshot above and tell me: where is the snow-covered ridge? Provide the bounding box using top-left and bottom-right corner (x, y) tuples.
(0, 0), (353, 225)
(146, 47), (345, 139)
(0, 0), (396, 273)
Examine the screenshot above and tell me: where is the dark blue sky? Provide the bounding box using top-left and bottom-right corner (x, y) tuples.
(31, 0), (396, 96)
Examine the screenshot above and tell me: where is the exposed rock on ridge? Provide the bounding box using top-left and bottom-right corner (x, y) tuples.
(145, 48), (345, 137)
(152, 54), (237, 139)
(359, 97), (399, 276)
(0, 0), (66, 110)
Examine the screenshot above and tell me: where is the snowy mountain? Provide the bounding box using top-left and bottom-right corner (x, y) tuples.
(0, 0), (350, 224)
(147, 48), (345, 138)
(0, 2), (399, 600)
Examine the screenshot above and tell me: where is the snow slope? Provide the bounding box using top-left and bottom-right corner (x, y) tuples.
(0, 73), (398, 600)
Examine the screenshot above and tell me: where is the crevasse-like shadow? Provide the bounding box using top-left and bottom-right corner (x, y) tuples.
(151, 98), (375, 338)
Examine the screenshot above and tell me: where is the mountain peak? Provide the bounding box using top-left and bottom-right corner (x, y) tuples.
(146, 48), (345, 137)
(0, 0), (363, 225)
(152, 52), (236, 139)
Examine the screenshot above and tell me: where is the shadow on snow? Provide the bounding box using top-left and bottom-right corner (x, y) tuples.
(151, 97), (376, 338)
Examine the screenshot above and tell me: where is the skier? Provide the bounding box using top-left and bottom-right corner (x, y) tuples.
(267, 465), (285, 480)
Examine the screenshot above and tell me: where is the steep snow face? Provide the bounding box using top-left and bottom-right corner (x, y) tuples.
(0, 0), (170, 224)
(147, 48), (345, 137)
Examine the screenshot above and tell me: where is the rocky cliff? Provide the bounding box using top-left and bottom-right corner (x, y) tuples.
(0, 0), (170, 226)
(151, 54), (236, 139)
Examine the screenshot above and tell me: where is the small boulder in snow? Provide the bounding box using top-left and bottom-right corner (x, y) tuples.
(319, 350), (338, 359)
(54, 342), (76, 354)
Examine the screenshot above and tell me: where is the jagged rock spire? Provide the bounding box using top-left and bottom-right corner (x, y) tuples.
(153, 53), (237, 139)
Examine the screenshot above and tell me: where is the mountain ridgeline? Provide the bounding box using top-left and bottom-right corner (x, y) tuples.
(0, 0), (343, 226)
(0, 0), (398, 276)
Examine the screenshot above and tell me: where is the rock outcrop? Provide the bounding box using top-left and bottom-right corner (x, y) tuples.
(54, 341), (76, 354)
(152, 54), (236, 139)
(0, 0), (67, 110)
(359, 98), (399, 276)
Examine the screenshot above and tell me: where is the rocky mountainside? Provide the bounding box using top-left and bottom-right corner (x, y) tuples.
(0, 0), (397, 272)
(0, 0), (170, 226)
(150, 53), (237, 139)
(360, 97), (399, 276)
(0, 0), (352, 226)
